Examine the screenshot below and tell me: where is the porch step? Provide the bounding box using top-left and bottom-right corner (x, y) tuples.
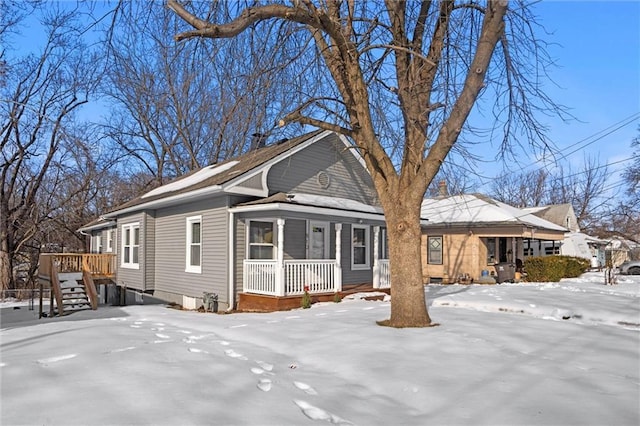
(58, 272), (83, 281)
(56, 279), (92, 315)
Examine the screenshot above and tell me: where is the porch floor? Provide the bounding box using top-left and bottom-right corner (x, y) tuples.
(237, 283), (391, 312)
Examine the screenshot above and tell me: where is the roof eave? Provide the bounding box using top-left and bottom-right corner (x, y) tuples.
(104, 185), (223, 218)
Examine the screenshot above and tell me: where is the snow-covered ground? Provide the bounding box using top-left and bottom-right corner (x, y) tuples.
(1, 272), (638, 425)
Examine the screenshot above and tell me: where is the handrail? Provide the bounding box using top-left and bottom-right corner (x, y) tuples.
(81, 258), (99, 310)
(50, 257), (64, 316)
(39, 253), (116, 279)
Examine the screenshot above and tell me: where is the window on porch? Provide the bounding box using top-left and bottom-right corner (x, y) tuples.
(249, 220), (275, 259)
(351, 224), (370, 270)
(106, 230), (114, 253)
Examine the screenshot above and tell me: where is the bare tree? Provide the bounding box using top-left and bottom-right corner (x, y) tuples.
(490, 169), (549, 207)
(168, 0), (560, 327)
(104, 2), (308, 185)
(0, 5), (103, 292)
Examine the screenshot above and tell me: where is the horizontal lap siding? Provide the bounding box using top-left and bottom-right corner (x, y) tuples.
(117, 213), (145, 290)
(154, 197), (229, 301)
(340, 223), (375, 285)
(145, 213), (155, 290)
(268, 133), (377, 204)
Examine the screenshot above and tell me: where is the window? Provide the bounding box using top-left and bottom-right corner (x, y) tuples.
(485, 237), (497, 265)
(248, 221), (274, 259)
(428, 236), (443, 265)
(121, 223), (140, 269)
(106, 230), (114, 253)
(91, 235), (102, 254)
(186, 216), (202, 273)
(351, 224), (370, 270)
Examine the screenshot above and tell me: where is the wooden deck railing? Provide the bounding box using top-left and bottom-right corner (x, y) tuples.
(39, 253), (116, 280)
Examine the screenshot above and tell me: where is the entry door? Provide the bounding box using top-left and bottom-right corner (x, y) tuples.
(309, 221), (330, 259)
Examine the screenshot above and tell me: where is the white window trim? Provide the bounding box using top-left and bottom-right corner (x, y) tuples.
(185, 215), (202, 274)
(351, 224), (370, 270)
(246, 219), (276, 260)
(121, 222), (140, 269)
(308, 220), (330, 259)
(106, 230), (113, 253)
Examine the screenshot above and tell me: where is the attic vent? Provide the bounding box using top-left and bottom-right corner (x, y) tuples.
(316, 171), (331, 189)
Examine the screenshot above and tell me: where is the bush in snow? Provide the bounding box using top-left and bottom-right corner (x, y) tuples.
(524, 256), (590, 282)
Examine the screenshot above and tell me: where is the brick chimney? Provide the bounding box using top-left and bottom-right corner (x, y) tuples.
(438, 180), (448, 197)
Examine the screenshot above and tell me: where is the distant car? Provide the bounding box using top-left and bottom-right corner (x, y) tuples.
(618, 260), (640, 275)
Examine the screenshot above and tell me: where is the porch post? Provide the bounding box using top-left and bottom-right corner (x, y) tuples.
(275, 219), (286, 296)
(373, 226), (380, 289)
(334, 223), (342, 292)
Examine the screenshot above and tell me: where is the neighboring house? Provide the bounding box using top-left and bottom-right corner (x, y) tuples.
(605, 237), (639, 267)
(420, 193), (567, 283)
(79, 130), (399, 311)
(523, 204), (607, 264)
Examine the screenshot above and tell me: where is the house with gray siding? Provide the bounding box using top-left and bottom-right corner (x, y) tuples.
(80, 130), (402, 311)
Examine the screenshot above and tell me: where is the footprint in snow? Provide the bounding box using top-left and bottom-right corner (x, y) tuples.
(293, 400), (353, 425)
(36, 354), (77, 365)
(177, 330), (192, 334)
(155, 333), (170, 339)
(293, 381), (318, 395)
(130, 325), (142, 329)
(107, 347), (136, 354)
(256, 360), (273, 371)
(218, 340), (230, 346)
(286, 315), (300, 320)
(229, 324), (247, 328)
(188, 347), (209, 354)
(225, 349), (247, 360)
(257, 379), (272, 392)
(154, 323), (165, 326)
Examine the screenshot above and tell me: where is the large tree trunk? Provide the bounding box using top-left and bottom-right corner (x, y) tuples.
(375, 182), (432, 327)
(384, 206), (432, 327)
(0, 232), (12, 292)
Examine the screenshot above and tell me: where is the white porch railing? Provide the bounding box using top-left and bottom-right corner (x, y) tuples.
(243, 259), (338, 296)
(243, 258), (390, 296)
(285, 260), (335, 295)
(243, 260), (278, 295)
(379, 259), (391, 289)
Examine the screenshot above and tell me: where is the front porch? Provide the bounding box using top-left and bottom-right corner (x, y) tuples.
(239, 258), (390, 312)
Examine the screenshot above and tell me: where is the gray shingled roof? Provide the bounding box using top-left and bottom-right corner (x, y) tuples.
(106, 130), (324, 214)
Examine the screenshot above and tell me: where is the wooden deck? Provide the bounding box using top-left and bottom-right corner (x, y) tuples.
(237, 283), (391, 312)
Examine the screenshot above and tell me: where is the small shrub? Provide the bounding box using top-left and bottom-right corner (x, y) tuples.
(301, 286), (311, 309)
(524, 255), (590, 282)
(333, 293), (342, 303)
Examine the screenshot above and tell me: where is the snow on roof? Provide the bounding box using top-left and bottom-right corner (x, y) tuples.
(141, 161), (239, 199)
(420, 194), (567, 231)
(288, 193), (383, 214)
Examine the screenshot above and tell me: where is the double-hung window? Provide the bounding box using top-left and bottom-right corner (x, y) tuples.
(106, 230), (114, 253)
(248, 221), (274, 259)
(428, 236), (443, 265)
(186, 216), (202, 273)
(351, 224), (370, 270)
(121, 223), (140, 269)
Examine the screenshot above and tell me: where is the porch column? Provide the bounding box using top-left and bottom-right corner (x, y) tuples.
(275, 219), (286, 296)
(334, 223), (342, 292)
(373, 226), (380, 289)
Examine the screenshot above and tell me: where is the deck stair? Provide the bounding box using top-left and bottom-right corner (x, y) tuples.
(57, 273), (92, 314)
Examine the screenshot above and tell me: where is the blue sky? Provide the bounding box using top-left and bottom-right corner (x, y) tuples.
(9, 1), (639, 194)
(507, 0), (640, 193)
